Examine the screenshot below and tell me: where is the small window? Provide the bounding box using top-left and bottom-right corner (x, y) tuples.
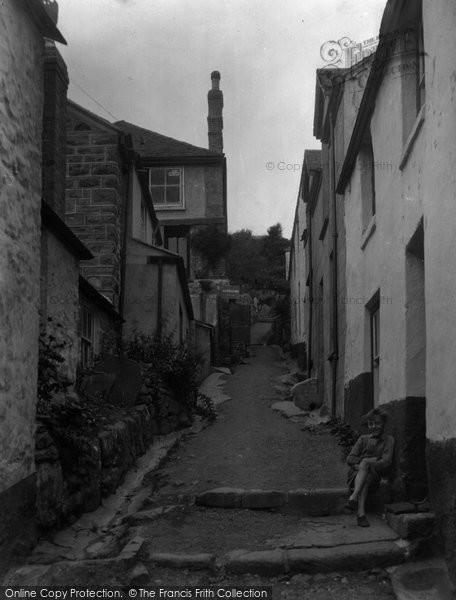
(80, 306), (94, 367)
(367, 292), (380, 407)
(149, 167), (183, 207)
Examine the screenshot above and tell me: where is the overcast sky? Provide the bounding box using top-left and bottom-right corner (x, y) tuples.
(56, 0), (386, 237)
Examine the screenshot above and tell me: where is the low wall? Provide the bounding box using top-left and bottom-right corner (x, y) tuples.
(36, 375), (192, 528)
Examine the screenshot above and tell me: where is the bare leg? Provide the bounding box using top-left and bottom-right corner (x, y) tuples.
(349, 462), (370, 503)
(357, 477), (369, 517)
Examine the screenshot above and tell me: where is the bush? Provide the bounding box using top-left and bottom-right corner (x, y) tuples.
(191, 225), (231, 270)
(123, 333), (200, 412)
(37, 317), (71, 413)
(325, 417), (358, 458)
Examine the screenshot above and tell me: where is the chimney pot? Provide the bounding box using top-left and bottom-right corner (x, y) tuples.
(207, 71), (224, 154)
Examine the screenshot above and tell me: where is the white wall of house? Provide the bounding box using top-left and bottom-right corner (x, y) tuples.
(289, 198), (307, 346)
(130, 169), (156, 246)
(343, 38), (426, 407)
(423, 0), (456, 441)
(0, 0), (43, 493)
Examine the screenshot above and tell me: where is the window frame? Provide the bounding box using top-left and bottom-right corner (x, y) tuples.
(148, 166), (185, 210)
(80, 304), (94, 368)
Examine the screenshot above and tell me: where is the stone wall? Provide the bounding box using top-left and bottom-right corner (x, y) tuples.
(42, 43), (68, 217)
(65, 107), (123, 308)
(40, 227), (80, 384)
(0, 0), (45, 565)
(36, 374), (192, 528)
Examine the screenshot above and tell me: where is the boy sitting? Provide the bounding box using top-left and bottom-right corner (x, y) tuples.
(343, 408), (394, 527)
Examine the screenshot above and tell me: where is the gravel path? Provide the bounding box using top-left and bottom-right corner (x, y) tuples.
(155, 345), (346, 497)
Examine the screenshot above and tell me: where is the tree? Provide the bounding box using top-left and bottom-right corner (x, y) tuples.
(226, 224), (289, 291)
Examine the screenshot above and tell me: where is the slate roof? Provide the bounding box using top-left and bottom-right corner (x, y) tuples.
(115, 120), (222, 159)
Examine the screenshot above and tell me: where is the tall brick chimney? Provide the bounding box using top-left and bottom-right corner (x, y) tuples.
(42, 41), (69, 217)
(207, 71), (223, 154)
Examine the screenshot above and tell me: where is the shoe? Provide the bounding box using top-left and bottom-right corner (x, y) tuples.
(357, 515), (370, 527)
(343, 499), (357, 512)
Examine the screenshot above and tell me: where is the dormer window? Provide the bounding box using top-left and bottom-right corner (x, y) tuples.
(148, 167), (184, 209)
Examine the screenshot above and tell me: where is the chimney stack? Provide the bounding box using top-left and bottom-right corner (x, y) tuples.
(42, 41), (69, 217)
(207, 71), (223, 154)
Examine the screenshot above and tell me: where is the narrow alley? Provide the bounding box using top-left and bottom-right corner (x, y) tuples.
(4, 346), (410, 599)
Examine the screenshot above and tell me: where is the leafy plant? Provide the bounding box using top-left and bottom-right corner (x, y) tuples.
(37, 317), (71, 413)
(191, 225), (231, 271)
(325, 416), (358, 458)
(123, 332), (200, 411)
(195, 393), (217, 422)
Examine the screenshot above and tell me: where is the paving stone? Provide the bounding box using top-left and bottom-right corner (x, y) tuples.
(148, 553), (215, 569)
(120, 535), (147, 561)
(225, 549), (286, 575)
(271, 401), (308, 419)
(241, 490), (286, 509)
(3, 564), (52, 585)
(129, 563), (150, 586)
(126, 506), (178, 524)
(195, 488), (244, 508)
(287, 541), (406, 573)
(286, 488), (347, 515)
(84, 535), (120, 559)
(386, 512), (435, 540)
(389, 558), (455, 600)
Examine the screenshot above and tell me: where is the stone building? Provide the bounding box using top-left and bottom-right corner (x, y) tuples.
(65, 100), (194, 349)
(288, 151), (319, 371)
(290, 0), (456, 580)
(336, 0), (427, 501)
(114, 71), (227, 284)
(0, 0), (65, 569)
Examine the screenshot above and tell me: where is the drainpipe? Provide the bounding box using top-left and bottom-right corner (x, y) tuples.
(307, 204), (313, 380)
(157, 258), (163, 338)
(329, 112), (339, 416)
(119, 136), (132, 350)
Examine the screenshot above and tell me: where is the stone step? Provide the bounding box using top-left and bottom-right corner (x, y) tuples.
(139, 510), (413, 576)
(146, 540), (408, 576)
(194, 487), (348, 515)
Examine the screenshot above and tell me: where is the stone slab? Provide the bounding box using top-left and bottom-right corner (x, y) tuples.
(388, 558), (455, 600)
(386, 512), (435, 540)
(224, 549), (285, 575)
(271, 401), (308, 419)
(287, 540), (406, 573)
(195, 487), (244, 508)
(241, 490), (287, 509)
(285, 488), (347, 515)
(267, 514), (399, 549)
(148, 553), (215, 569)
(212, 367), (232, 375)
(199, 373), (231, 406)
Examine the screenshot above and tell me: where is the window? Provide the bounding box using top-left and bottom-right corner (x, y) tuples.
(80, 305), (94, 367)
(164, 225), (190, 272)
(368, 294), (380, 407)
(149, 167), (183, 208)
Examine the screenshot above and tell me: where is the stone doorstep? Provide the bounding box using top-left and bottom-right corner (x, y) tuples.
(195, 487), (348, 514)
(146, 541), (407, 576)
(386, 511), (436, 540)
